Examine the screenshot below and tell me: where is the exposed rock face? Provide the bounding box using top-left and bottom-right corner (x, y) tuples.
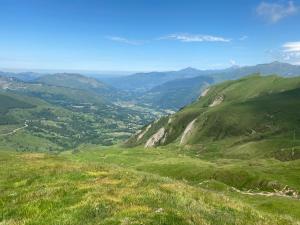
(209, 95), (224, 107)
(145, 127), (166, 148)
(180, 119), (197, 145)
(137, 124), (152, 141)
(201, 88), (210, 97)
(161, 131), (168, 144)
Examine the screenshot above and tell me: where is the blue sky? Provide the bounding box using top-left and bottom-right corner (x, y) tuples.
(0, 0), (300, 72)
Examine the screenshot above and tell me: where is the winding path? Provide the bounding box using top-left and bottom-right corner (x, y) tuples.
(199, 180), (299, 200)
(230, 186), (299, 200)
(0, 122), (28, 136)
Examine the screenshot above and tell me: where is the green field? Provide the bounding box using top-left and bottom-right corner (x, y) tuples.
(1, 146), (299, 225)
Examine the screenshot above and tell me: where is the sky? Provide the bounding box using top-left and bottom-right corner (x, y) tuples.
(0, 0), (300, 72)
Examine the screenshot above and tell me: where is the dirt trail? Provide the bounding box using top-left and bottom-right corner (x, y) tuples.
(230, 186), (299, 200)
(199, 180), (299, 200)
(0, 122), (28, 136)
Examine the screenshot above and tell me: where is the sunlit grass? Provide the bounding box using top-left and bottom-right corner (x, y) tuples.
(1, 148), (299, 224)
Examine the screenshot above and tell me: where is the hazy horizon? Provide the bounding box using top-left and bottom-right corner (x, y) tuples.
(1, 60), (299, 77)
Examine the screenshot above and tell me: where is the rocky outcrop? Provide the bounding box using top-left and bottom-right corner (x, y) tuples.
(201, 88), (210, 97)
(145, 127), (166, 148)
(137, 124), (152, 141)
(180, 119), (197, 145)
(209, 95), (224, 107)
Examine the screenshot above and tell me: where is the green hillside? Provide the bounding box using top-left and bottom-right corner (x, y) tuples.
(0, 93), (34, 115)
(0, 93), (35, 125)
(127, 75), (300, 160)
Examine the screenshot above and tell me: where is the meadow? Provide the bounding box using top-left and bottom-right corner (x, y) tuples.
(1, 144), (299, 225)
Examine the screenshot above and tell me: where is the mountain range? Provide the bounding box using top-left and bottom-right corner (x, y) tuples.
(100, 61), (300, 91)
(1, 61), (300, 150)
(99, 61), (300, 110)
(1, 62), (300, 224)
(2, 61), (300, 112)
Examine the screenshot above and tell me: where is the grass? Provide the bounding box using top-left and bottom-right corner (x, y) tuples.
(0, 130), (62, 152)
(1, 148), (299, 225)
(71, 145), (300, 189)
(69, 145), (300, 221)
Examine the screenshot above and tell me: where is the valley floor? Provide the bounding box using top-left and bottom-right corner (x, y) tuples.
(1, 145), (299, 225)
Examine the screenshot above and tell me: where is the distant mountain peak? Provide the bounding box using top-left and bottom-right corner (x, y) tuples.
(264, 61), (292, 66)
(270, 61), (281, 64)
(52, 73), (83, 78)
(268, 61), (286, 66)
(179, 67), (199, 72)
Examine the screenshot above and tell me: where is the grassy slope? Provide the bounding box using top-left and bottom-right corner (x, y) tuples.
(0, 93), (35, 125)
(69, 145), (300, 218)
(1, 149), (298, 225)
(127, 75), (300, 160)
(0, 93), (34, 115)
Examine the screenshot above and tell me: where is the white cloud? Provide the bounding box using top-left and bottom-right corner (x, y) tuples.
(283, 41), (300, 52)
(267, 41), (300, 64)
(282, 41), (300, 64)
(256, 1), (298, 23)
(160, 33), (231, 42)
(106, 36), (142, 45)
